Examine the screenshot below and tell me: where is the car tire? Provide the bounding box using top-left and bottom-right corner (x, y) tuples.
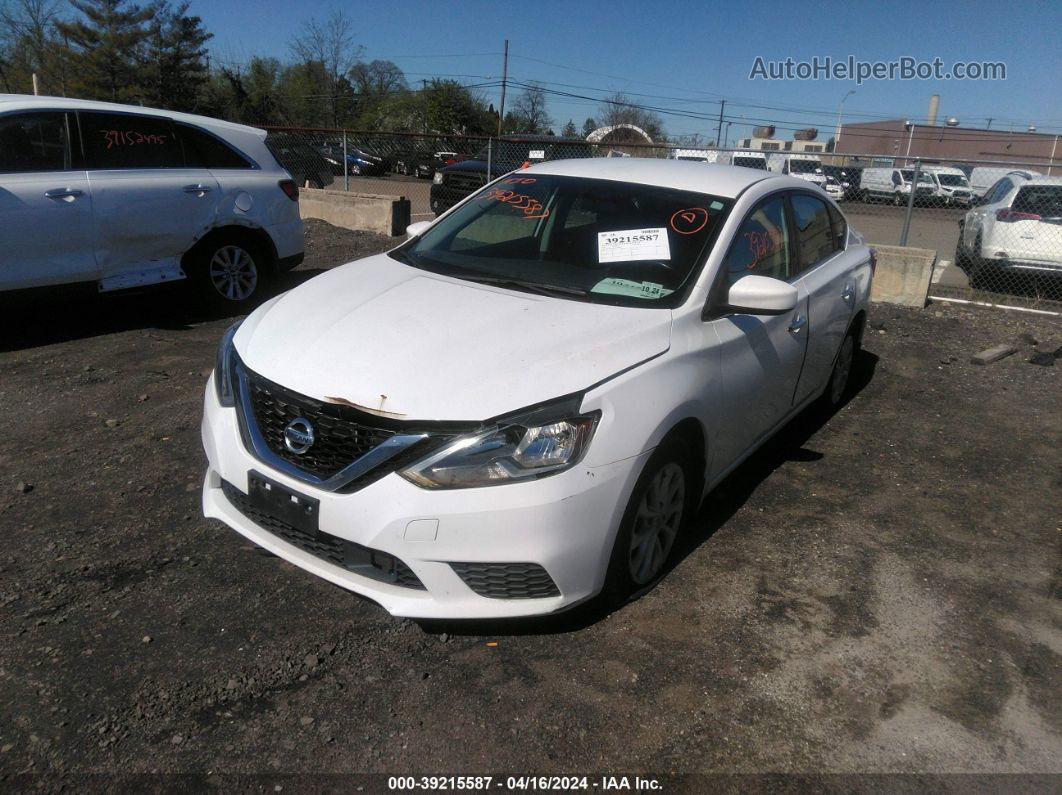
(601, 437), (696, 606)
(187, 233), (270, 311)
(822, 329), (858, 409)
(968, 232), (992, 290)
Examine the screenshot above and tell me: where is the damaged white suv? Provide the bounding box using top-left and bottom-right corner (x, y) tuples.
(0, 95), (303, 307)
(201, 159), (873, 619)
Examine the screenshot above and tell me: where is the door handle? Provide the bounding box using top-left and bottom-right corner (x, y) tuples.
(44, 188), (83, 199)
(183, 184), (212, 194)
(788, 315), (807, 335)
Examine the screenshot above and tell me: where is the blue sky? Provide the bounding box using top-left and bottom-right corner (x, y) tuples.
(195, 0), (1061, 143)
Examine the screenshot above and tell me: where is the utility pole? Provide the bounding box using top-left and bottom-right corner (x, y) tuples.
(715, 100), (725, 149)
(497, 39), (509, 137)
(985, 118), (993, 129)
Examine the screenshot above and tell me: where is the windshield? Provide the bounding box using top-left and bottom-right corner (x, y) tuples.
(393, 174), (731, 307)
(901, 170), (934, 184)
(788, 159), (821, 174)
(938, 174), (968, 186)
(734, 157), (767, 170)
(1013, 186), (1062, 217)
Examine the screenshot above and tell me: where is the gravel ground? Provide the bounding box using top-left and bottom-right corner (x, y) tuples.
(1, 220), (1059, 789)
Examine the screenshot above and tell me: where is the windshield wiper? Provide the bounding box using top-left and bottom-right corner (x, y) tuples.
(453, 273), (589, 297)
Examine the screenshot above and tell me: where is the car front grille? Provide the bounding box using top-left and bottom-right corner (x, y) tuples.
(450, 562), (560, 599)
(245, 369), (396, 479)
(444, 171), (487, 194)
(221, 480), (425, 589)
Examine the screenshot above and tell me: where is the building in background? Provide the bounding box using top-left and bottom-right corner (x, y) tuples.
(836, 120), (1060, 173)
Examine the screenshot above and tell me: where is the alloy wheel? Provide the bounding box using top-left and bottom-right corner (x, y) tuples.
(208, 245), (258, 302)
(629, 462), (685, 585)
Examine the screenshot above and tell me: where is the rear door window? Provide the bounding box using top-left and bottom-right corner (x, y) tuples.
(790, 193), (836, 272)
(80, 111), (183, 170)
(0, 112), (71, 173)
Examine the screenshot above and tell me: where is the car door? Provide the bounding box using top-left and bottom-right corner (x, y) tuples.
(0, 110), (97, 289)
(789, 193), (858, 405)
(79, 110), (221, 291)
(704, 194), (811, 477)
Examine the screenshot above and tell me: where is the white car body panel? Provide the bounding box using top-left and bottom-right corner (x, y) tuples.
(236, 254), (673, 422)
(962, 175), (1062, 270)
(203, 160), (874, 619)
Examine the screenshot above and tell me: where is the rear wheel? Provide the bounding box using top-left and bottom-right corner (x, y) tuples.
(188, 234), (270, 310)
(823, 331), (857, 408)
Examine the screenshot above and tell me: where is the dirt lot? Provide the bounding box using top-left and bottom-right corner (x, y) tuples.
(1, 220), (1059, 789)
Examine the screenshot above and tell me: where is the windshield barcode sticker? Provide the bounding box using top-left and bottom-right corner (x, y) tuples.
(597, 228), (671, 263)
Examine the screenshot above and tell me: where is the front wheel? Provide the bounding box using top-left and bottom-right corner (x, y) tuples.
(602, 439), (694, 605)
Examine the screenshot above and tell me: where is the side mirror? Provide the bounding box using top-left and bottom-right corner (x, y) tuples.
(726, 275), (799, 315)
(406, 220), (431, 238)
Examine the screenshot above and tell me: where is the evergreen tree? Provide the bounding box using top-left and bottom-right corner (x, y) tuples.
(142, 1), (211, 111)
(581, 117), (598, 137)
(56, 0), (153, 101)
(561, 119), (578, 137)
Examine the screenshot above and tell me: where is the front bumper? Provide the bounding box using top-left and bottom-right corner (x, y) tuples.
(200, 377), (647, 619)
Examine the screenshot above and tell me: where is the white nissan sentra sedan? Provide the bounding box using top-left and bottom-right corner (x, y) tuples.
(201, 159), (874, 619)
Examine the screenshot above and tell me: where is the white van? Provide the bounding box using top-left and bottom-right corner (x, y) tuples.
(859, 167), (936, 205)
(920, 165), (974, 206)
(720, 150), (768, 170)
(969, 167), (1042, 198)
(766, 153), (825, 186)
(667, 148), (720, 163)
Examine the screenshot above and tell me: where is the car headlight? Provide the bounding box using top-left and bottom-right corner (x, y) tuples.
(433, 172), (444, 184)
(400, 400), (599, 489)
(214, 321), (241, 407)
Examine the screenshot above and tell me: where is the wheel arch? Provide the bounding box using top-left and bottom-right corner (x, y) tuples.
(182, 224), (280, 276)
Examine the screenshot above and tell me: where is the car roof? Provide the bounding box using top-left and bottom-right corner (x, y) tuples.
(0, 93), (265, 138)
(523, 158), (802, 198)
(1022, 176), (1062, 186)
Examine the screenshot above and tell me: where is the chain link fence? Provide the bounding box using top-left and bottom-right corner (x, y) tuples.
(263, 126), (1062, 312)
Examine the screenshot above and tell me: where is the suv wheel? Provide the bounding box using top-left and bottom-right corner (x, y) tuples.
(188, 234), (269, 310)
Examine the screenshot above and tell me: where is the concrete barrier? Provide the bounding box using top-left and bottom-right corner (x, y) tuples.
(298, 188), (411, 237)
(870, 245), (936, 308)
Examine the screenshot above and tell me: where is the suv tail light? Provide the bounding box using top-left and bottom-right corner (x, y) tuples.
(279, 179), (299, 202)
(995, 208), (1039, 222)
(868, 247), (877, 276)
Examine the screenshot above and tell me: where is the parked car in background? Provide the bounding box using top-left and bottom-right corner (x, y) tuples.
(1, 94), (304, 308)
(920, 165), (974, 206)
(316, 145), (388, 176)
(766, 153), (826, 189)
(957, 174), (1062, 287)
(202, 160), (873, 619)
(858, 167), (936, 205)
(968, 167), (1042, 198)
(430, 135), (594, 215)
(822, 165), (861, 200)
(265, 133), (334, 189)
(823, 175), (845, 201)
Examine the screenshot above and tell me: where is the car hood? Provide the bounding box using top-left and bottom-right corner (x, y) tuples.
(235, 254), (672, 422)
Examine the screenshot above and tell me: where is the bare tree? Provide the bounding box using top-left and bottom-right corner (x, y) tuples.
(289, 9), (362, 126)
(508, 82), (551, 134)
(1, 0), (64, 93)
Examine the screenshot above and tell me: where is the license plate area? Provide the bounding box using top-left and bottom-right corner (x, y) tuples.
(248, 471), (319, 536)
